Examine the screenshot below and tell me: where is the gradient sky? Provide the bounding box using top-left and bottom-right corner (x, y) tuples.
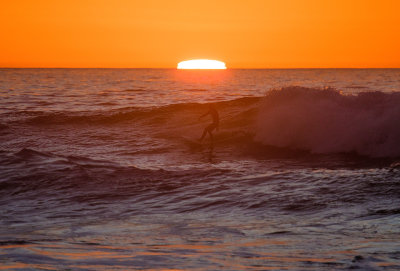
(1, 0), (399, 68)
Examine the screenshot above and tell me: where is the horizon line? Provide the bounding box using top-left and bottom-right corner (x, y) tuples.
(1, 67), (400, 69)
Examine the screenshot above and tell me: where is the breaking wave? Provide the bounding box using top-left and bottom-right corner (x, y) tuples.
(255, 86), (400, 158)
(10, 86), (400, 158)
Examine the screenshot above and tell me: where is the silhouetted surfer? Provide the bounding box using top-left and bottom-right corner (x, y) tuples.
(198, 104), (219, 143)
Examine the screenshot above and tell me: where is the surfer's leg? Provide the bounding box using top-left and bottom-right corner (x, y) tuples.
(208, 130), (213, 142)
(207, 123), (217, 142)
(200, 123), (216, 142)
(199, 126), (210, 141)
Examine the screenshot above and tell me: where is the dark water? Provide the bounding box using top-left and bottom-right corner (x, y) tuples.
(1, 68), (400, 270)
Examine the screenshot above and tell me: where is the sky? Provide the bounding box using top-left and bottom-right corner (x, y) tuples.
(1, 0), (399, 68)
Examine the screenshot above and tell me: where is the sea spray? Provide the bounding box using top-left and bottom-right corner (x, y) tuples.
(255, 86), (400, 157)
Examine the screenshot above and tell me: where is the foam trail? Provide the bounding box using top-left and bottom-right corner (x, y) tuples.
(255, 87), (400, 157)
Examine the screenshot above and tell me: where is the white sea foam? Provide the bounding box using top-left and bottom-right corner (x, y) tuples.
(255, 87), (400, 157)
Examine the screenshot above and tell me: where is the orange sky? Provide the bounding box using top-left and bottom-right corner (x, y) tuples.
(1, 0), (399, 68)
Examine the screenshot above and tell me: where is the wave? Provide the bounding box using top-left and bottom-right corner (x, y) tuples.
(1, 148), (399, 217)
(9, 86), (400, 158)
(255, 86), (400, 158)
(15, 97), (259, 129)
(23, 107), (161, 125)
(0, 148), (172, 200)
(0, 149), (237, 213)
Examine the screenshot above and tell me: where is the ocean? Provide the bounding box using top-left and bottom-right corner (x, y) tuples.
(1, 68), (400, 270)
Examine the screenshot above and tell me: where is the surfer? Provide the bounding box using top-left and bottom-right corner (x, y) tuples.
(198, 104), (219, 142)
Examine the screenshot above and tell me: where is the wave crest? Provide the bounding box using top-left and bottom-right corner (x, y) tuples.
(255, 86), (400, 157)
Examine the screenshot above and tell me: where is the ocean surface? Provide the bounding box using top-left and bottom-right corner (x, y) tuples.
(1, 68), (400, 270)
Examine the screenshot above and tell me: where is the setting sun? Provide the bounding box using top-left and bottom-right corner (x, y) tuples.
(177, 59), (227, 70)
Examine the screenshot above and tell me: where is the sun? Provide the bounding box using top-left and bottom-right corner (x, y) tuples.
(177, 59), (227, 69)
